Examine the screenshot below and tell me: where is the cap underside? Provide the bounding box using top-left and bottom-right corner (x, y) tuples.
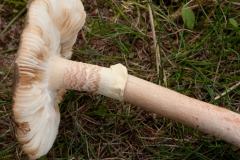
(12, 0), (86, 158)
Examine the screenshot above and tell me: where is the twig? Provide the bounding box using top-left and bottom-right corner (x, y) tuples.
(225, 1), (240, 6)
(148, 1), (161, 84)
(215, 82), (240, 100)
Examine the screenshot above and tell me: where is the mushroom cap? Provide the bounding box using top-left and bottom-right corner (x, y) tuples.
(12, 0), (86, 159)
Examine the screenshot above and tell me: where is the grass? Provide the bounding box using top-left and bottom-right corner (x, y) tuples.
(0, 0), (240, 159)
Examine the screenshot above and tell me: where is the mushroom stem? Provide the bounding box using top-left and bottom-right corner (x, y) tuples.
(124, 75), (240, 147)
(49, 56), (128, 101)
(49, 56), (240, 148)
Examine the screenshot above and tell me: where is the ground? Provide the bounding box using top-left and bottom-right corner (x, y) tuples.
(0, 0), (240, 159)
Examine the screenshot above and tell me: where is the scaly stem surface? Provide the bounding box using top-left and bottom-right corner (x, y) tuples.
(49, 56), (240, 147)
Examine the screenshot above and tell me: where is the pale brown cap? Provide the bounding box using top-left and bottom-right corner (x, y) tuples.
(12, 0), (86, 159)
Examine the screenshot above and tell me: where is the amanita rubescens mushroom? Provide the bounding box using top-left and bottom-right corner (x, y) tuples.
(13, 0), (240, 159)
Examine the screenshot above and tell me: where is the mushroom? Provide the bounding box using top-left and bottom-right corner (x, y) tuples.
(13, 0), (86, 159)
(13, 0), (240, 159)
